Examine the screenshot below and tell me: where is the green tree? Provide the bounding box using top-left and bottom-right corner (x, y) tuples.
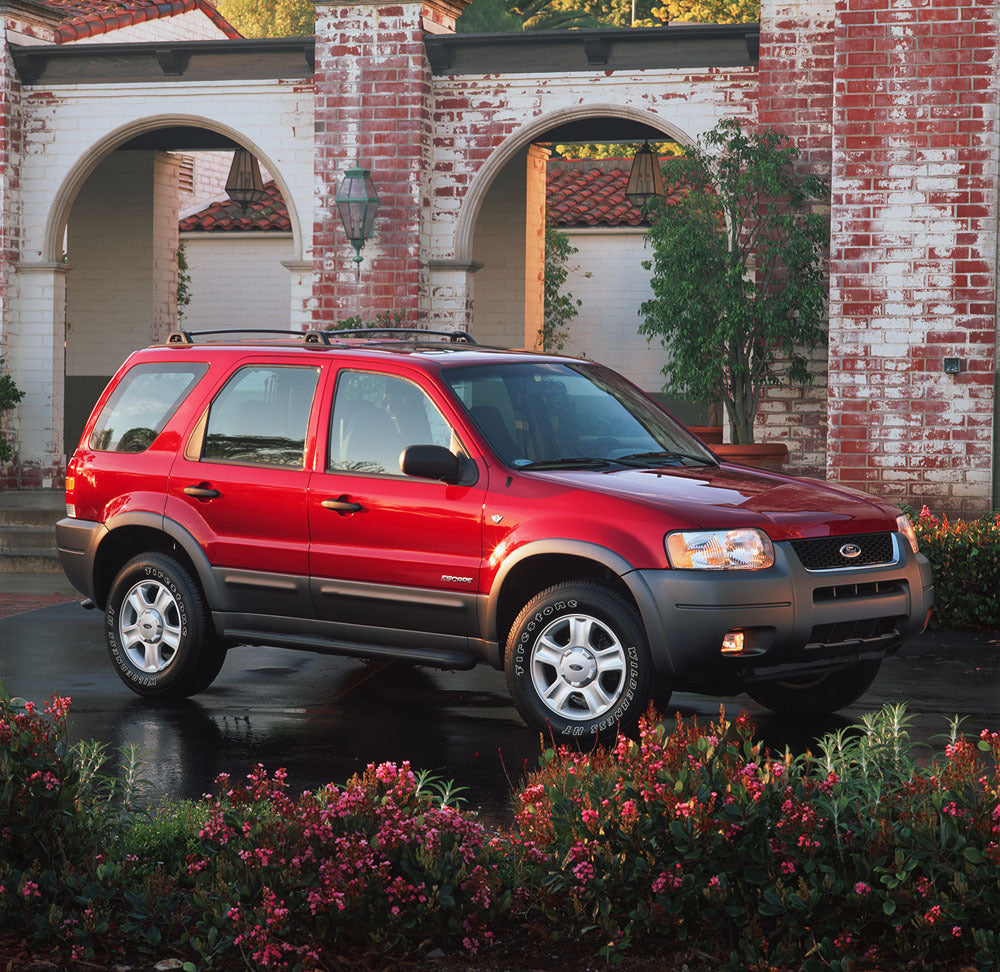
(458, 0), (758, 30)
(541, 226), (583, 351)
(214, 0), (314, 37)
(639, 118), (829, 445)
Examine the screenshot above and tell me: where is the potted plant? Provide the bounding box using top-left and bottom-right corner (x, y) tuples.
(639, 118), (829, 468)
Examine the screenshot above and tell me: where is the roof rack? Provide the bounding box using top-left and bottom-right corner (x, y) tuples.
(165, 327), (477, 346)
(319, 327), (477, 345)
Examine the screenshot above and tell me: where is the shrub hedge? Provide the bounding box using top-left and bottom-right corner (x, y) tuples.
(4, 682), (1000, 971)
(913, 506), (1000, 631)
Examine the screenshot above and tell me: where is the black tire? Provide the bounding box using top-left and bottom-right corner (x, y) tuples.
(745, 660), (881, 716)
(105, 553), (226, 699)
(504, 580), (651, 743)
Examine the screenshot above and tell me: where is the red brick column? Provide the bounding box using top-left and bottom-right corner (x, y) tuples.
(312, 0), (466, 327)
(755, 1), (836, 478)
(827, 0), (998, 515)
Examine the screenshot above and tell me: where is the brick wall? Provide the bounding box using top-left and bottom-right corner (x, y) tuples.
(827, 0), (999, 515)
(755, 0), (836, 479)
(312, 0), (438, 326)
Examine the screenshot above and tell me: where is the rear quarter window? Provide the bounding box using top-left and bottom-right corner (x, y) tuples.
(89, 362), (208, 453)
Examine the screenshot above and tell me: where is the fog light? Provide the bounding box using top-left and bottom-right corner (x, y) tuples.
(721, 630), (745, 654)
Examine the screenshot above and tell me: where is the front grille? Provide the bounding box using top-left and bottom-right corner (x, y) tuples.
(814, 580), (907, 602)
(790, 532), (895, 571)
(808, 616), (900, 646)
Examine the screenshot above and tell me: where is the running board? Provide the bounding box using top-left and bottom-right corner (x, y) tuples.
(222, 628), (478, 671)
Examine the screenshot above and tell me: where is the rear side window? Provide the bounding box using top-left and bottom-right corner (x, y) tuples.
(89, 362), (208, 453)
(201, 365), (320, 468)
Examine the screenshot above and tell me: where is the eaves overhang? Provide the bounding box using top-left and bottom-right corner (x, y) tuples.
(425, 23), (759, 75)
(9, 22), (758, 86)
(10, 36), (315, 84)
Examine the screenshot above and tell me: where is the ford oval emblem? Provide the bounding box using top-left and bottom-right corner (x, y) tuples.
(839, 543), (863, 560)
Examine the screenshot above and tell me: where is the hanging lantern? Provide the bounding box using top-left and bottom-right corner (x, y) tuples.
(624, 141), (665, 210)
(335, 163), (380, 279)
(225, 147), (266, 212)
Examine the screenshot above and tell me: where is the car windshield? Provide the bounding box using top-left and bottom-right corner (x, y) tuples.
(443, 360), (716, 469)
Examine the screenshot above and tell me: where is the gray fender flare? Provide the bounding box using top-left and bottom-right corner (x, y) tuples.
(99, 510), (222, 609)
(483, 538), (674, 677)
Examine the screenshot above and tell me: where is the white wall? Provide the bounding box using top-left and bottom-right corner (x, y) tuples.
(180, 232), (295, 331)
(559, 228), (663, 393)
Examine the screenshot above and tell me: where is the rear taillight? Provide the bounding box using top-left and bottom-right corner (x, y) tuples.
(64, 459), (77, 518)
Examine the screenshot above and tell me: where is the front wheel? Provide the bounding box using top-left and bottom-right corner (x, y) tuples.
(105, 553), (226, 699)
(504, 581), (651, 743)
(745, 660), (881, 716)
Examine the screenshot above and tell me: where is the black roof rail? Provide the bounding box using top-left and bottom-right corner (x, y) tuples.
(325, 328), (477, 344)
(165, 328), (305, 345)
(165, 328), (477, 346)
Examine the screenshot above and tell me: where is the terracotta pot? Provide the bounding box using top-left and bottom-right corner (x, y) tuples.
(688, 425), (724, 444)
(712, 442), (789, 472)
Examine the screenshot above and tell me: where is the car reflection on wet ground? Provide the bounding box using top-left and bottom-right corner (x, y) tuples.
(1, 600), (997, 823)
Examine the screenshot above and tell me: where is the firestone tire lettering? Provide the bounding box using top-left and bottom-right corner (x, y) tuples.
(105, 552), (226, 700)
(504, 580), (653, 744)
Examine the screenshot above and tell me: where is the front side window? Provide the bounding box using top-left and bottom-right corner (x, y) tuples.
(328, 371), (458, 475)
(201, 365), (320, 468)
(89, 362), (208, 453)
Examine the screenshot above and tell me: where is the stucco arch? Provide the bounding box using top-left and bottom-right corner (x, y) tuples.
(452, 104), (694, 264)
(43, 114), (304, 264)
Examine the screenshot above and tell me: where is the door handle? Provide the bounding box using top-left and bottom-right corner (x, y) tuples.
(183, 484), (221, 499)
(322, 495), (363, 514)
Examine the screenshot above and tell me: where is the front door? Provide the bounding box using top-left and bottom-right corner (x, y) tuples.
(308, 367), (486, 645)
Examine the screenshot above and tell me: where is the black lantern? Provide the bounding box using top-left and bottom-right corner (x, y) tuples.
(624, 141), (665, 210)
(335, 162), (380, 278)
(225, 147), (267, 212)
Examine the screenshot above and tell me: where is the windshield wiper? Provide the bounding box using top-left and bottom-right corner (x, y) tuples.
(516, 456), (614, 470)
(614, 450), (717, 468)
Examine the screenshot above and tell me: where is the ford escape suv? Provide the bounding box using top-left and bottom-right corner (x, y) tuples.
(57, 329), (934, 741)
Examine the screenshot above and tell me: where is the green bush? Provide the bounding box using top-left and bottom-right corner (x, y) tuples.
(914, 506), (1000, 630)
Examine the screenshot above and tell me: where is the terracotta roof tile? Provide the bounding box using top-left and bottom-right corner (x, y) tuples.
(178, 161), (687, 235)
(37, 0), (241, 44)
(546, 156), (685, 228)
(179, 180), (291, 232)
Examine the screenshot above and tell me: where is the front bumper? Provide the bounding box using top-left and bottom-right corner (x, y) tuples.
(627, 532), (934, 688)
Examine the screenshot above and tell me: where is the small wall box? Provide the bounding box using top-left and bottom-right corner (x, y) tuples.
(943, 358), (962, 374)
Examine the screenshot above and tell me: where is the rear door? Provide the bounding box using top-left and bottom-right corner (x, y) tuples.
(307, 365), (487, 646)
(166, 356), (323, 618)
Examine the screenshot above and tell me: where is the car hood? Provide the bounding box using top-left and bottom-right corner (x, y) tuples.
(534, 463), (900, 540)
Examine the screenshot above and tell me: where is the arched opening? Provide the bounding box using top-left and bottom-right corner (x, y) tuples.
(51, 118), (304, 455)
(459, 106), (706, 423)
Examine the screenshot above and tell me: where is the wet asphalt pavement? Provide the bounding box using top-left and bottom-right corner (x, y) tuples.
(1, 599), (998, 821)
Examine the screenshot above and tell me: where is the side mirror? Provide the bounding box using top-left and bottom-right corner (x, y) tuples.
(400, 445), (477, 486)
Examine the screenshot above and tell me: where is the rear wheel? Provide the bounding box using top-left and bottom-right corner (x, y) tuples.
(105, 553), (226, 699)
(504, 580), (651, 743)
(745, 660), (881, 715)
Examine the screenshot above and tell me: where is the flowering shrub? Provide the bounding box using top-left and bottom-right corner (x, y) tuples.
(914, 506), (1000, 630)
(510, 703), (1000, 970)
(0, 684), (80, 868)
(7, 682), (1000, 971)
(180, 761), (509, 968)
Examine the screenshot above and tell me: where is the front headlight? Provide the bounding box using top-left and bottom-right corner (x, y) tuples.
(897, 513), (919, 554)
(666, 528), (775, 570)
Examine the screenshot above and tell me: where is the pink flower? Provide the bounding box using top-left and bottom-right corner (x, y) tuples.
(854, 882), (871, 896)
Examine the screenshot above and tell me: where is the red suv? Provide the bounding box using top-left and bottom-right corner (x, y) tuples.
(57, 329), (934, 741)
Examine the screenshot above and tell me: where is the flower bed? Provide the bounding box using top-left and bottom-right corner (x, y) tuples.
(914, 506), (1000, 630)
(3, 683), (1000, 971)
